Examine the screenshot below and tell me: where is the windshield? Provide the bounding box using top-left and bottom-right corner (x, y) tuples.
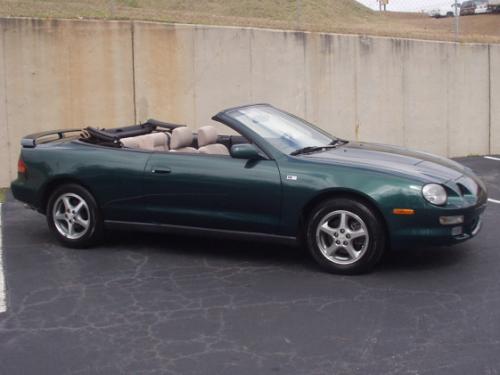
(227, 106), (335, 154)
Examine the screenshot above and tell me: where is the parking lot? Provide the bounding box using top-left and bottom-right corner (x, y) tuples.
(0, 156), (499, 374)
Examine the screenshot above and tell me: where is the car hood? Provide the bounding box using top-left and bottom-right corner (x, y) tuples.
(302, 141), (471, 184)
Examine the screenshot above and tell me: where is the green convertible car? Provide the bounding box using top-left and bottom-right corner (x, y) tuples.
(11, 104), (488, 274)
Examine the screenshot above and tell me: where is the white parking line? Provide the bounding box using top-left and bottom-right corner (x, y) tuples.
(489, 199), (500, 204)
(0, 203), (5, 313)
(484, 156), (500, 162)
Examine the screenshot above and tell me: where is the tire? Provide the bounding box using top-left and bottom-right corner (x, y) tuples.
(46, 183), (103, 248)
(305, 197), (386, 275)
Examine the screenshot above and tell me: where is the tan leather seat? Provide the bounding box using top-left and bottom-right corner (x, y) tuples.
(121, 137), (141, 149)
(121, 132), (169, 151)
(197, 126), (229, 155)
(148, 132), (169, 151)
(170, 127), (198, 153)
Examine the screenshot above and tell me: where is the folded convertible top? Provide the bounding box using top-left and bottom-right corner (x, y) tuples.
(82, 119), (185, 145)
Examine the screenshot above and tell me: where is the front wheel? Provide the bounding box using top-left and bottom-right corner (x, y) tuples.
(46, 184), (103, 248)
(305, 198), (386, 274)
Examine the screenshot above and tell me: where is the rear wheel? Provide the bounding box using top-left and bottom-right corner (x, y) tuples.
(46, 184), (103, 248)
(305, 198), (386, 274)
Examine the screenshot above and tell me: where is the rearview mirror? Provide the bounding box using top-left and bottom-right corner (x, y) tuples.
(230, 144), (264, 160)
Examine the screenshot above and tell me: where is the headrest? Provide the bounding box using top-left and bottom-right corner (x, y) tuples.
(197, 126), (218, 147)
(170, 127), (193, 149)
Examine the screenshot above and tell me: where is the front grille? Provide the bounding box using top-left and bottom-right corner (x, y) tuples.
(456, 183), (471, 196)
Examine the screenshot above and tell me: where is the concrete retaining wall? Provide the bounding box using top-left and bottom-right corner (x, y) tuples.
(0, 18), (498, 186)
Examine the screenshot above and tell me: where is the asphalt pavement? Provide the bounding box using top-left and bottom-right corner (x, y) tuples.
(0, 156), (499, 375)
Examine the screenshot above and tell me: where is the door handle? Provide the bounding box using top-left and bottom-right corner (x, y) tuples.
(152, 168), (171, 174)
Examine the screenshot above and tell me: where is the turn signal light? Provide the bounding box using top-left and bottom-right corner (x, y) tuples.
(393, 208), (415, 215)
(18, 158), (27, 174)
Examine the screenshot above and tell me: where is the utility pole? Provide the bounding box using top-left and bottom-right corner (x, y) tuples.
(378, 0), (388, 12)
(454, 0), (460, 41)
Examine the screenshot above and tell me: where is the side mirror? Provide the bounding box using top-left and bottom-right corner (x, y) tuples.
(230, 144), (264, 160)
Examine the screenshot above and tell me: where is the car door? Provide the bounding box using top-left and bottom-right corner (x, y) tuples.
(73, 145), (153, 222)
(142, 152), (282, 234)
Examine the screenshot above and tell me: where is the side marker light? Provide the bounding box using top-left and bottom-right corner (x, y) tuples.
(393, 208), (415, 215)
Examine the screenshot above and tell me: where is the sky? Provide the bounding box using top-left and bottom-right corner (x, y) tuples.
(355, 0), (458, 12)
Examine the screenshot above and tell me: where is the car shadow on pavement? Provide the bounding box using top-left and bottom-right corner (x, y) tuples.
(103, 229), (313, 267)
(100, 229), (471, 274)
(379, 245), (470, 272)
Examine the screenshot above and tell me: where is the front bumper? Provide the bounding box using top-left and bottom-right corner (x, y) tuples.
(389, 201), (487, 248)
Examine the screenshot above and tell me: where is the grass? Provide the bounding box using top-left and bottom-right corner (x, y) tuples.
(0, 188), (7, 203)
(0, 0), (499, 43)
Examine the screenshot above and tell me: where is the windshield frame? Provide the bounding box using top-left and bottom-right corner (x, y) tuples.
(213, 104), (337, 158)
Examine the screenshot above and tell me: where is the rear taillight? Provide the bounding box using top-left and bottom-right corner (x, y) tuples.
(18, 157), (27, 174)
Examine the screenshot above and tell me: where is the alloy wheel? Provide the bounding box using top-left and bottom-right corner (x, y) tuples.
(315, 210), (370, 265)
(52, 193), (91, 240)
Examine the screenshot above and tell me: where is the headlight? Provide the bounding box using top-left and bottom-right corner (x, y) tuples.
(422, 184), (447, 205)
